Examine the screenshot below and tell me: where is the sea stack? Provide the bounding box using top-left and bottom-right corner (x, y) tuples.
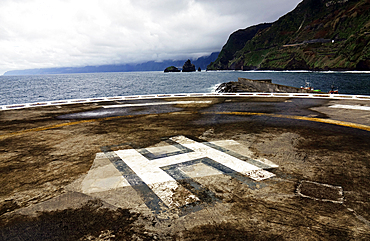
(182, 59), (196, 72)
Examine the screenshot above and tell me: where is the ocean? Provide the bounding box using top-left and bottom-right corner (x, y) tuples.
(1, 71), (370, 106)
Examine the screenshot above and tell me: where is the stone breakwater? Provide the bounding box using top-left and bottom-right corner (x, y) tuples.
(216, 77), (320, 93)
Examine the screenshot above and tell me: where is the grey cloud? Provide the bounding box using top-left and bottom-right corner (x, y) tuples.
(0, 0), (302, 74)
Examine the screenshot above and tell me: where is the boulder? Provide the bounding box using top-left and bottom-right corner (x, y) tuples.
(182, 59), (196, 72)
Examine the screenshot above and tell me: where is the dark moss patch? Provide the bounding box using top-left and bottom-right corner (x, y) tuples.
(0, 200), (153, 241)
(178, 222), (283, 241)
(0, 200), (20, 217)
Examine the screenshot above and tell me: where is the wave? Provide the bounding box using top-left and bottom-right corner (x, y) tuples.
(209, 83), (223, 93)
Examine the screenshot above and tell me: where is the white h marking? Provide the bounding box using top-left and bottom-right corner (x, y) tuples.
(114, 136), (276, 208)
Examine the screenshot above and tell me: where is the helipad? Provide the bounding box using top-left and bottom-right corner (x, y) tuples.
(75, 135), (277, 216)
(1, 95), (370, 240)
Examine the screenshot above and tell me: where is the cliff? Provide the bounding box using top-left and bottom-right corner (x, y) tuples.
(209, 23), (272, 70)
(208, 0), (370, 71)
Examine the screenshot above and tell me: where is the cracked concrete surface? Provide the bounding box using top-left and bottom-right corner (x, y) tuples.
(1, 97), (370, 240)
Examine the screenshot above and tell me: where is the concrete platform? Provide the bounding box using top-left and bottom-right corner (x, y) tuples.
(1, 95), (370, 240)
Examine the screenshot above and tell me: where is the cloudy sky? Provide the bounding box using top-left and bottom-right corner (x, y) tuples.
(0, 0), (302, 74)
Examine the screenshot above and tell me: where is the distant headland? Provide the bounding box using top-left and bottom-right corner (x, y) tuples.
(4, 53), (219, 76)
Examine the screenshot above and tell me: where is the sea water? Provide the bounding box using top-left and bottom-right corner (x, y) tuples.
(0, 71), (370, 106)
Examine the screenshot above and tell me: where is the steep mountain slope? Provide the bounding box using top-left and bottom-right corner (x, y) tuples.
(209, 23), (272, 70)
(208, 0), (370, 71)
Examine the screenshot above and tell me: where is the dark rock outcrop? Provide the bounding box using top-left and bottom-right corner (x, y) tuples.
(356, 59), (370, 71)
(164, 66), (180, 72)
(284, 56), (310, 70)
(182, 60), (196, 72)
(216, 82), (260, 93)
(216, 78), (322, 93)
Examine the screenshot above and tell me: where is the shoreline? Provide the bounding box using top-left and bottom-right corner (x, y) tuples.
(3, 69), (370, 77)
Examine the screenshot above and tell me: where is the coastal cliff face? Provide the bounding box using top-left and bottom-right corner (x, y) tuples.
(208, 0), (370, 71)
(209, 23), (272, 70)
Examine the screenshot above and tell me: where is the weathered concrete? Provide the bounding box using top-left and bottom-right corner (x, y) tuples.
(1, 96), (370, 240)
(239, 77), (320, 93)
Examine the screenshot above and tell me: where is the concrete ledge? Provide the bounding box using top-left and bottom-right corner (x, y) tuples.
(238, 77), (315, 93)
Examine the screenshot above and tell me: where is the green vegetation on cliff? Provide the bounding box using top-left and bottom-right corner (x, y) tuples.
(210, 23), (272, 70)
(208, 0), (370, 71)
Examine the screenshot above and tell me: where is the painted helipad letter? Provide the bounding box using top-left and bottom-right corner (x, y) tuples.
(79, 136), (277, 215)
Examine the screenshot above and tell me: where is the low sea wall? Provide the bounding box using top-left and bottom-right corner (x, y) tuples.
(2, 92), (370, 111)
